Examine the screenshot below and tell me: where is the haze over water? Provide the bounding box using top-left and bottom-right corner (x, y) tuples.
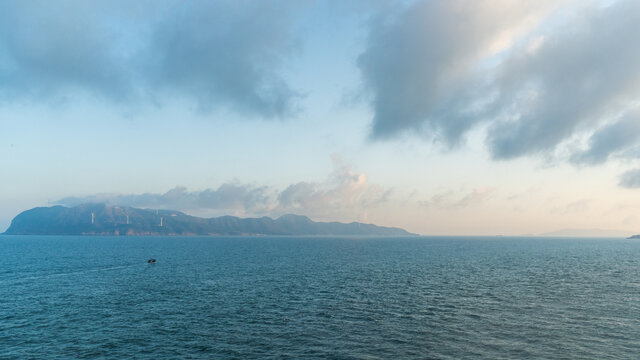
(2, 236), (639, 359)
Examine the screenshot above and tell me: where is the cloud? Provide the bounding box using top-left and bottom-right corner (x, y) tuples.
(0, 0), (302, 116)
(453, 188), (496, 208)
(550, 199), (593, 214)
(277, 163), (390, 219)
(358, 0), (558, 143)
(57, 184), (274, 217)
(359, 0), (640, 168)
(56, 161), (389, 221)
(146, 0), (302, 116)
(486, 0), (640, 159)
(619, 168), (640, 189)
(420, 187), (495, 210)
(0, 1), (135, 101)
(570, 111), (640, 165)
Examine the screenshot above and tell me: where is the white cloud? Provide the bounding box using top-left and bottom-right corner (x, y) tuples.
(57, 159), (390, 221)
(420, 187), (496, 210)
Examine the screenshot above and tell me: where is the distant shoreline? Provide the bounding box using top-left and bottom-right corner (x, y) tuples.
(3, 204), (416, 237)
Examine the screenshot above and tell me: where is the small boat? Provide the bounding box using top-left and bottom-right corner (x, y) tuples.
(147, 258), (156, 264)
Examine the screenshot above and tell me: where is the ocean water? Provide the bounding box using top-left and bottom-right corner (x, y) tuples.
(1, 236), (639, 359)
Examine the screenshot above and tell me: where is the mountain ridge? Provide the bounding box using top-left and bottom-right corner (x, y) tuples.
(2, 204), (415, 236)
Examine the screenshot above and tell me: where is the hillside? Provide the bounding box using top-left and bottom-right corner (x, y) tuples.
(2, 204), (415, 236)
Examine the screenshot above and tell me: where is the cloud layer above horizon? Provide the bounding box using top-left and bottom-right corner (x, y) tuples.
(1, 0), (640, 187)
(56, 162), (390, 222)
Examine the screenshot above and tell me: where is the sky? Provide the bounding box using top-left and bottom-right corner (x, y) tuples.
(1, 0), (640, 235)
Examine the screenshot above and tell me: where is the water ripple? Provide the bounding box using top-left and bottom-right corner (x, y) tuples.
(1, 236), (639, 359)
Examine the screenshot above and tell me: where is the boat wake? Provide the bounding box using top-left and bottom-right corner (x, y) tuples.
(4, 264), (140, 286)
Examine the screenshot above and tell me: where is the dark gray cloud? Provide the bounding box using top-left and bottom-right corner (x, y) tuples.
(0, 1), (135, 101)
(619, 168), (640, 189)
(0, 0), (302, 116)
(571, 112), (640, 165)
(359, 0), (640, 166)
(146, 0), (302, 115)
(486, 0), (640, 159)
(358, 0), (554, 143)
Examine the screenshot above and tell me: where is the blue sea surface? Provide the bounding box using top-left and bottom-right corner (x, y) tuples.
(1, 236), (639, 359)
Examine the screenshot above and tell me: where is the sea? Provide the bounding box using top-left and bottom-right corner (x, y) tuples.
(1, 236), (639, 359)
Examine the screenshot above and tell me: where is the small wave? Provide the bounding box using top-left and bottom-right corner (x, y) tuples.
(2, 264), (140, 285)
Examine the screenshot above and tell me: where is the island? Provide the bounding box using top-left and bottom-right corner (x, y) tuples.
(628, 235), (640, 239)
(2, 204), (415, 236)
